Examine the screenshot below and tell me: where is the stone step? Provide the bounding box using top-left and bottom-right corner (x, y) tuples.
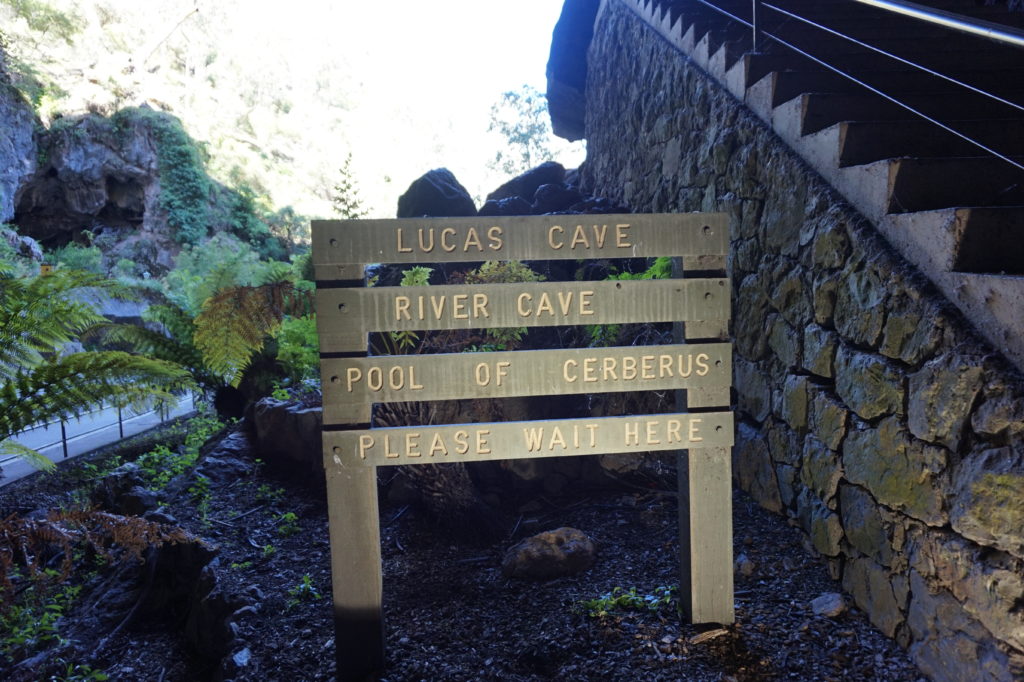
(745, 43), (1024, 77)
(763, 96), (1024, 220)
(887, 156), (1024, 213)
(799, 91), (1024, 135)
(951, 207), (1024, 275)
(837, 119), (1024, 167)
(762, 67), (1024, 108)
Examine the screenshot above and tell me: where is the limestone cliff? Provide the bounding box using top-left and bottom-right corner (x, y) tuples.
(0, 47), (37, 224)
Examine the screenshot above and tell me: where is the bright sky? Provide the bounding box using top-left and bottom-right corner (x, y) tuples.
(330, 0), (586, 214)
(213, 0), (586, 215)
(40, 0), (585, 217)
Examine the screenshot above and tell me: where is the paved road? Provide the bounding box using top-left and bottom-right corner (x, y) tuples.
(0, 393), (196, 486)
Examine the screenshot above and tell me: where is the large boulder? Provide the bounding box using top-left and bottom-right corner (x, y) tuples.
(486, 161), (566, 203)
(396, 168), (476, 218)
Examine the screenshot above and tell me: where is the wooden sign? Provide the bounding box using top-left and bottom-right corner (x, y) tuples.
(321, 343), (730, 422)
(314, 213), (733, 681)
(311, 213), (727, 277)
(316, 279), (728, 353)
(325, 411), (733, 466)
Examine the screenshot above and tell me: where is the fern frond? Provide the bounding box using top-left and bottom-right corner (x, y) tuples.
(193, 282), (293, 386)
(0, 268), (133, 381)
(0, 439), (55, 472)
(0, 352), (193, 440)
(259, 261), (294, 285)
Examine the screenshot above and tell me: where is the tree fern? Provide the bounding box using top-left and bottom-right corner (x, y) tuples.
(0, 267), (134, 381)
(0, 266), (193, 472)
(193, 282), (294, 386)
(0, 352), (190, 449)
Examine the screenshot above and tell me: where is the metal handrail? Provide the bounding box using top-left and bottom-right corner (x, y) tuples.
(686, 0), (1024, 172)
(852, 0), (1024, 48)
(758, 2), (1024, 171)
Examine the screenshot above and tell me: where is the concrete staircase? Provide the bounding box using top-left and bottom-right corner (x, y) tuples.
(620, 0), (1024, 370)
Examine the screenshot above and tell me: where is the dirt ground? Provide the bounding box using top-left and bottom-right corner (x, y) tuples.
(0, 425), (925, 681)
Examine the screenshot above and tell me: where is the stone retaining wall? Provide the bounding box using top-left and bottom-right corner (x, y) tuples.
(577, 2), (1024, 678)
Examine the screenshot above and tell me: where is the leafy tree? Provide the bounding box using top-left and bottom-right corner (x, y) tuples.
(331, 153), (367, 219)
(0, 265), (192, 471)
(0, 0), (83, 46)
(487, 85), (556, 176)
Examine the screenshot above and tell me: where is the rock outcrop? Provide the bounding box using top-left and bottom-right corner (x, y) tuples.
(0, 48), (37, 224)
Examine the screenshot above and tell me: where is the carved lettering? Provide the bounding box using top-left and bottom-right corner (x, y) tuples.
(391, 226), (504, 255)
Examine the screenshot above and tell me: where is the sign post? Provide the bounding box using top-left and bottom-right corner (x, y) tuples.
(313, 213), (733, 680)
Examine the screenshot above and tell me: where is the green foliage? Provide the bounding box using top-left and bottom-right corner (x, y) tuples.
(487, 85), (556, 176)
(578, 585), (677, 618)
(0, 0), (79, 117)
(387, 266), (433, 352)
(0, 352), (190, 463)
(0, 265), (193, 469)
(587, 257), (672, 347)
(273, 315), (319, 385)
(331, 153), (367, 220)
(261, 543), (276, 559)
(0, 267), (122, 376)
(161, 234), (263, 314)
(400, 265), (433, 288)
(50, 242), (103, 274)
(134, 412), (223, 490)
(462, 260), (544, 351)
(47, 659), (109, 681)
(226, 182), (287, 261)
(255, 484), (284, 505)
(275, 512), (300, 537)
(188, 473), (211, 525)
(0, 228), (36, 278)
(285, 574), (321, 610)
(193, 281), (304, 387)
(113, 107), (210, 246)
(0, 574), (80, 664)
(1, 0), (84, 44)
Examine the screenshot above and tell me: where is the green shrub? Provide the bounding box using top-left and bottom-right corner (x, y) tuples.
(274, 315), (319, 384)
(51, 243), (103, 274)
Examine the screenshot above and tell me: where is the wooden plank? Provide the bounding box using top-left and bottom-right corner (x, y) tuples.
(323, 412), (734, 467)
(315, 279), (730, 350)
(321, 343), (731, 419)
(311, 213), (728, 276)
(325, 461), (384, 680)
(682, 446), (735, 624)
(678, 271), (734, 624)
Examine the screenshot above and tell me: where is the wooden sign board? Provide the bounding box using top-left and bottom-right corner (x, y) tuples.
(325, 411), (733, 466)
(315, 213), (733, 681)
(321, 343), (730, 423)
(311, 213), (727, 277)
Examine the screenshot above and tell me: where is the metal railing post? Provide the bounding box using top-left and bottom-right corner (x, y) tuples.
(118, 406), (124, 439)
(752, 0), (762, 51)
(60, 420), (68, 459)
